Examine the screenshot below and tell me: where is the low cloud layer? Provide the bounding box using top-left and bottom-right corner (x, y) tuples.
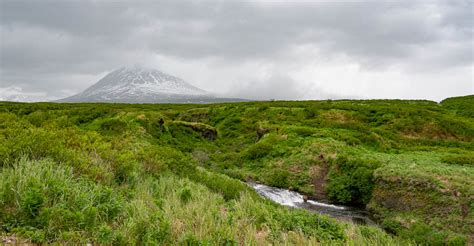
(1, 0), (472, 101)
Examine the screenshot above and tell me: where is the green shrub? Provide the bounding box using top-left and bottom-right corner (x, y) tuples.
(113, 152), (140, 185)
(95, 224), (114, 244)
(326, 156), (380, 205)
(0, 158), (124, 242)
(381, 218), (403, 235)
(447, 236), (468, 246)
(304, 107), (318, 119)
(399, 222), (450, 245)
(178, 187), (192, 204)
(73, 109), (108, 125)
(134, 114), (166, 138)
(191, 168), (249, 201)
(130, 213), (170, 244)
(326, 176), (352, 203)
(180, 234), (201, 245)
(265, 169), (290, 188)
(381, 219), (467, 245)
(169, 121), (217, 141)
(292, 127), (316, 137)
(21, 180), (45, 220)
(442, 154), (474, 166)
(244, 142), (273, 160)
(358, 226), (383, 240)
(278, 209), (346, 241)
(99, 118), (128, 135)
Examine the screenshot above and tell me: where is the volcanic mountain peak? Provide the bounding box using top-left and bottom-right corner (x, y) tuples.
(59, 66), (213, 103)
(82, 66), (207, 96)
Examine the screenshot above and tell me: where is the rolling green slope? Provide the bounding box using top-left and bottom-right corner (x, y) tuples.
(0, 96), (472, 245)
(441, 95), (474, 118)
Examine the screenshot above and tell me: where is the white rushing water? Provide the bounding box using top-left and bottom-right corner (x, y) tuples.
(249, 183), (345, 210)
(248, 182), (377, 226)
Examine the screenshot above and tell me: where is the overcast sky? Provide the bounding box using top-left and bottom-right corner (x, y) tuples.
(0, 0), (473, 102)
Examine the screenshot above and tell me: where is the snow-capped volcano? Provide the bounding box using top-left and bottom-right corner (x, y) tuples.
(59, 67), (216, 103)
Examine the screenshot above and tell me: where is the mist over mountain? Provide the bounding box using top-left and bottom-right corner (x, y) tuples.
(59, 67), (244, 103)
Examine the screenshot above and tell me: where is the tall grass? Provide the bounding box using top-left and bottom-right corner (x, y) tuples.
(0, 158), (406, 245)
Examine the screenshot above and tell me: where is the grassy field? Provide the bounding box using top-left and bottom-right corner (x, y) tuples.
(0, 95), (472, 245)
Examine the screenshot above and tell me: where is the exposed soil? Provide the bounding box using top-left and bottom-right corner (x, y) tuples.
(311, 154), (330, 200)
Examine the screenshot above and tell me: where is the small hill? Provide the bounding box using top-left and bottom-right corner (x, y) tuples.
(441, 94), (474, 118)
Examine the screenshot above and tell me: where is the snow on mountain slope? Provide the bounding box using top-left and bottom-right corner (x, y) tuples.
(59, 67), (214, 103)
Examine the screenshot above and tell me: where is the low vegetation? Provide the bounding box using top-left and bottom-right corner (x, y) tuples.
(0, 95), (472, 245)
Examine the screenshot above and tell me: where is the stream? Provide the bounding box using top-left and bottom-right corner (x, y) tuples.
(248, 182), (377, 226)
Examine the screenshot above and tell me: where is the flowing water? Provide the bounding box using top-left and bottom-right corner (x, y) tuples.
(248, 182), (377, 226)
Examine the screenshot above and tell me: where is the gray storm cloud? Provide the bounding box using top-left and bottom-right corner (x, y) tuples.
(0, 0), (472, 101)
